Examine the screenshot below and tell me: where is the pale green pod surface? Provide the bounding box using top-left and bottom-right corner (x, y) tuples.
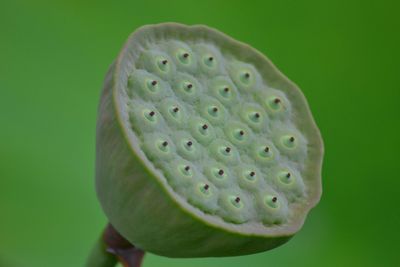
(157, 97), (188, 129)
(173, 131), (204, 161)
(137, 49), (176, 81)
(193, 43), (226, 76)
(162, 158), (200, 191)
(128, 99), (166, 134)
(171, 72), (204, 103)
(197, 96), (227, 126)
(166, 40), (198, 74)
(255, 87), (292, 120)
(96, 23), (324, 258)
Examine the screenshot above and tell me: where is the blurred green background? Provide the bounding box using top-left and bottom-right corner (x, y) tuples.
(1, 0), (399, 266)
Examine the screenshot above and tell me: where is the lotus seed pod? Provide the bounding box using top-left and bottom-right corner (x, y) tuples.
(193, 43), (225, 76)
(166, 40), (198, 74)
(137, 50), (176, 81)
(197, 96), (227, 126)
(157, 97), (188, 129)
(95, 23), (323, 258)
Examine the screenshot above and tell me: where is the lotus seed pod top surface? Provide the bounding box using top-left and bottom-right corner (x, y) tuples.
(103, 23), (323, 242)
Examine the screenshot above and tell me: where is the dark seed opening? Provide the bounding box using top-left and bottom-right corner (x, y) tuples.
(208, 56), (214, 61)
(162, 141), (168, 147)
(289, 136), (295, 142)
(286, 172), (291, 178)
(225, 147), (231, 153)
(272, 197), (278, 203)
(187, 83), (193, 89)
(151, 80), (157, 86)
(149, 111), (155, 117)
(183, 53), (189, 58)
(235, 197), (241, 203)
(202, 124), (208, 130)
(186, 141), (193, 147)
(274, 98), (281, 104)
(204, 184), (209, 190)
(239, 130), (244, 136)
(254, 112), (260, 118)
(184, 166), (190, 171)
(162, 60), (168, 65)
(173, 107), (179, 113)
(223, 87), (229, 92)
(264, 146), (270, 153)
(250, 171), (255, 177)
(218, 169), (224, 176)
(244, 72), (250, 78)
(212, 107), (218, 112)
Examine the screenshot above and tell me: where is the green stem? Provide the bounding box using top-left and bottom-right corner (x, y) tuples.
(86, 224), (145, 267)
(86, 235), (117, 267)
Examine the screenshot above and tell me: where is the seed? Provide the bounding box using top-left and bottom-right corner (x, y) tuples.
(151, 80), (157, 86)
(272, 197), (277, 203)
(289, 136), (295, 142)
(218, 169), (224, 176)
(161, 60), (168, 65)
(235, 197), (241, 203)
(202, 124), (208, 130)
(225, 147), (231, 153)
(204, 184), (209, 190)
(239, 130), (244, 136)
(212, 107), (218, 112)
(244, 72), (250, 78)
(254, 112), (260, 118)
(208, 56), (214, 61)
(264, 146), (270, 153)
(184, 166), (190, 171)
(162, 141), (168, 147)
(149, 111), (155, 117)
(250, 171), (255, 177)
(274, 98), (281, 104)
(186, 141), (193, 147)
(286, 172), (291, 178)
(173, 107), (179, 113)
(183, 53), (189, 58)
(224, 87), (229, 92)
(187, 83), (193, 89)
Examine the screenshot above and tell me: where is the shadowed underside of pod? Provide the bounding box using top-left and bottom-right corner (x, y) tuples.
(96, 23), (323, 257)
